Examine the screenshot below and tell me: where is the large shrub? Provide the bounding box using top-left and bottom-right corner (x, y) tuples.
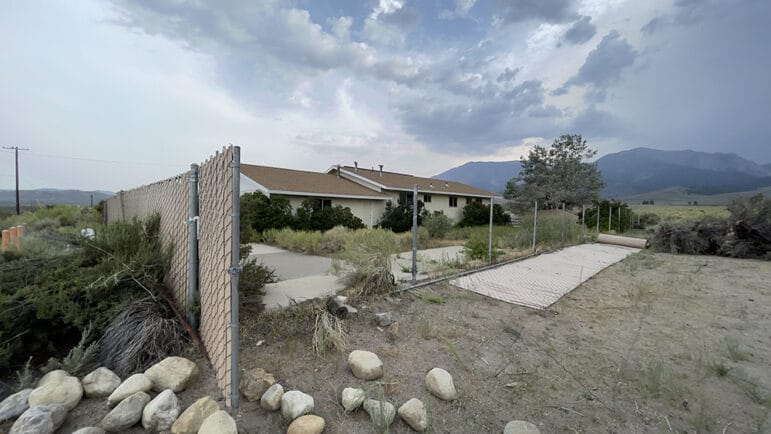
(293, 199), (365, 231)
(423, 211), (453, 238)
(458, 202), (510, 227)
(378, 199), (424, 232)
(0, 214), (169, 374)
(240, 192), (294, 234)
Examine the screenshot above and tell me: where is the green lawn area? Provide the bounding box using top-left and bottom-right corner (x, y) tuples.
(631, 204), (730, 220)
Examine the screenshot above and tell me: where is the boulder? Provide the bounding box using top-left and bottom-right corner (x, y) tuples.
(341, 387), (365, 412)
(398, 398), (428, 432)
(0, 388), (32, 423)
(28, 371), (83, 411)
(144, 356), (199, 392)
(374, 312), (392, 327)
(9, 404), (68, 434)
(170, 396), (219, 434)
(81, 367), (121, 399)
(240, 368), (275, 401)
(198, 410), (237, 434)
(260, 383), (283, 411)
(99, 391), (150, 432)
(141, 389), (181, 432)
(106, 373), (152, 407)
(71, 428), (107, 434)
(503, 420), (541, 434)
(280, 391), (314, 421)
(347, 350), (383, 380)
(287, 415), (325, 434)
(363, 399), (395, 430)
(425, 368), (458, 401)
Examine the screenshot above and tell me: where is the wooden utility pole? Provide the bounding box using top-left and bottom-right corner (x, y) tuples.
(2, 146), (29, 215)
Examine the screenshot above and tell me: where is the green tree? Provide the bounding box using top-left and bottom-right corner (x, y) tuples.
(504, 134), (604, 210)
(293, 199), (365, 231)
(378, 199), (424, 232)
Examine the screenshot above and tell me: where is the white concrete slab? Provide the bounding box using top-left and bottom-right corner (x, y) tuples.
(262, 275), (346, 310)
(391, 245), (465, 282)
(449, 243), (639, 309)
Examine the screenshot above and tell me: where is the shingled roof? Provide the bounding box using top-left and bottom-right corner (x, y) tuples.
(332, 165), (496, 198)
(241, 164), (390, 199)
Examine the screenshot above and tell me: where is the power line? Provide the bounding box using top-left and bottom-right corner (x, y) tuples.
(0, 149), (188, 168)
(2, 146), (29, 215)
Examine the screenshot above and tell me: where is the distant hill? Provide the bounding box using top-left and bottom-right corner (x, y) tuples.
(621, 186), (771, 206)
(0, 189), (114, 206)
(434, 147), (771, 198)
(596, 148), (771, 197)
(433, 161), (522, 194)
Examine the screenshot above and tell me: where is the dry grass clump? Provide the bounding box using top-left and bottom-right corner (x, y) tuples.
(312, 309), (348, 357)
(337, 229), (398, 299)
(99, 299), (186, 377)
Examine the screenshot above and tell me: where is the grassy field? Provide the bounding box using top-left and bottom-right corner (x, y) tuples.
(631, 204), (730, 220)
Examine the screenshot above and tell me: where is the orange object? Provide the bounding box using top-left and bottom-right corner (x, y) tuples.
(16, 225), (24, 238)
(8, 227), (17, 246)
(1, 229), (9, 252)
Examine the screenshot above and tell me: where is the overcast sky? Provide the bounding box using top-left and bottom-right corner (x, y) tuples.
(1, 0), (770, 191)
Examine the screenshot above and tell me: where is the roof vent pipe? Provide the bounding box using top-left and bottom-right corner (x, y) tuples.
(354, 161), (358, 172)
(336, 164), (340, 177)
(379, 164), (384, 177)
(445, 181), (448, 187)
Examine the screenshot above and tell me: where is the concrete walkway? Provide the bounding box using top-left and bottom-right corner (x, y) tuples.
(391, 245), (465, 282)
(248, 243), (345, 310)
(450, 243), (639, 309)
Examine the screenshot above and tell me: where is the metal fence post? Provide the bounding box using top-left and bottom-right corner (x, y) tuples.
(618, 207), (622, 232)
(560, 203), (565, 248)
(229, 147), (241, 410)
(411, 184), (417, 285)
(608, 206), (612, 232)
(596, 204), (600, 234)
(488, 197), (494, 264)
(532, 200), (538, 253)
(187, 164), (200, 330)
(581, 204), (585, 226)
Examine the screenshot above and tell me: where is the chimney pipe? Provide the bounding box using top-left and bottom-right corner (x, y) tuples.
(336, 164), (340, 177)
(379, 164), (383, 177)
(354, 161), (358, 172)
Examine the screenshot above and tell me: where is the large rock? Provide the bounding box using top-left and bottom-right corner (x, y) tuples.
(347, 350), (383, 380)
(144, 356), (199, 392)
(81, 367), (121, 399)
(142, 389), (181, 432)
(240, 367), (275, 401)
(99, 391), (150, 432)
(363, 399), (396, 430)
(425, 368), (458, 401)
(106, 373), (152, 407)
(398, 398), (428, 432)
(503, 420), (541, 434)
(9, 404), (68, 434)
(341, 387), (365, 412)
(170, 396), (219, 434)
(280, 391), (314, 421)
(260, 383), (283, 411)
(71, 428), (107, 434)
(287, 415), (325, 434)
(198, 410), (237, 434)
(0, 388), (32, 423)
(28, 371), (83, 411)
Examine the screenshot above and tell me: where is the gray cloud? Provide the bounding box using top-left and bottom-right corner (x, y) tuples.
(563, 15), (596, 45)
(556, 30), (637, 99)
(495, 0), (575, 24)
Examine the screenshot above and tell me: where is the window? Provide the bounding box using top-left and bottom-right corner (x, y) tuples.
(423, 194), (432, 203)
(398, 191), (414, 205)
(466, 197), (472, 205)
(320, 199), (332, 209)
(449, 196), (458, 207)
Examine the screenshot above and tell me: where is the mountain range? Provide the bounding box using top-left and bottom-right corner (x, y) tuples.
(434, 147), (771, 202)
(0, 189), (114, 206)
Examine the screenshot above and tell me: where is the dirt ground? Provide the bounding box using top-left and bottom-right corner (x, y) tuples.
(238, 251), (771, 433)
(3, 251), (768, 433)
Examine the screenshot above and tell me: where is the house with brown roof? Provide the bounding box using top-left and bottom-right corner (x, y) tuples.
(239, 163), (496, 228)
(327, 163), (495, 222)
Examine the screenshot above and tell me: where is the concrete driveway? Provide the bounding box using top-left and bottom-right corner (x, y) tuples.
(247, 244), (346, 310)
